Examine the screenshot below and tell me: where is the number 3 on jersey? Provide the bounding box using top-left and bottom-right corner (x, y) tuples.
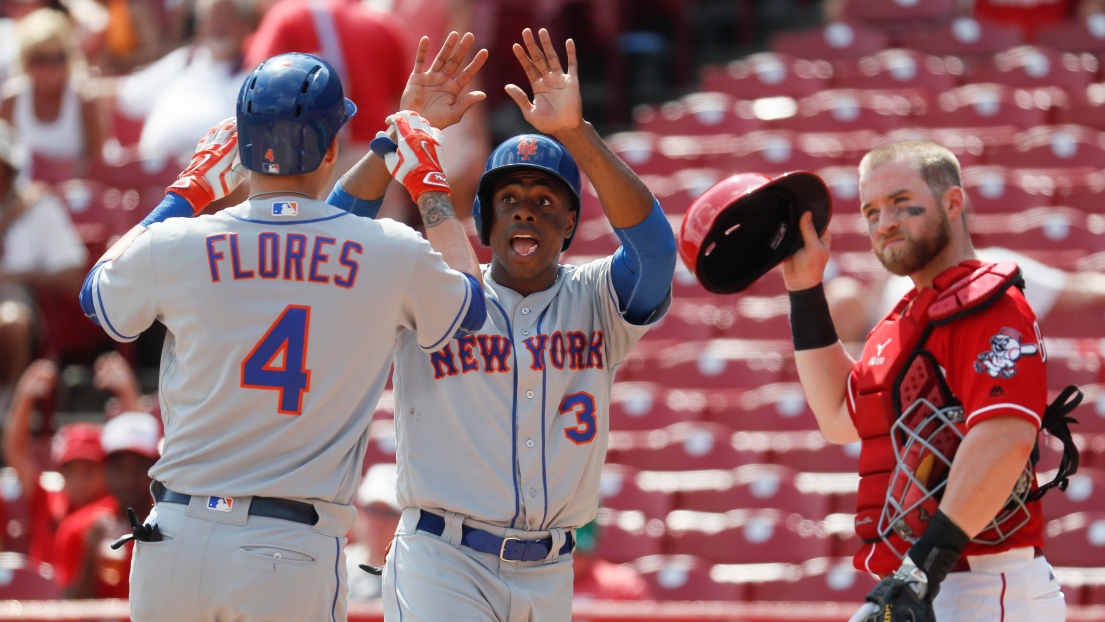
(241, 305), (312, 415)
(561, 391), (596, 444)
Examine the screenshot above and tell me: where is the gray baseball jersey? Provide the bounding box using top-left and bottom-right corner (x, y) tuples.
(85, 196), (476, 532)
(392, 257), (670, 531)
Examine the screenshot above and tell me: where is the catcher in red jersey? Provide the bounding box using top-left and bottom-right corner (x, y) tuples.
(777, 139), (1079, 622)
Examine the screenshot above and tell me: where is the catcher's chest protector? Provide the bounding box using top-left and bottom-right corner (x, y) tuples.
(848, 261), (1023, 574)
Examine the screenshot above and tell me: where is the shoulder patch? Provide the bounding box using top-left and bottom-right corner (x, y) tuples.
(974, 327), (1040, 378)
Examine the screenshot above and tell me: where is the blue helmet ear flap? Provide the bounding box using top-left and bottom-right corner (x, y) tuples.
(472, 135), (582, 251)
(237, 53), (356, 176)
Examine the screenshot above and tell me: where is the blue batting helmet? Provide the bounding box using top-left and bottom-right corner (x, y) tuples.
(472, 134), (582, 251)
(237, 53), (356, 176)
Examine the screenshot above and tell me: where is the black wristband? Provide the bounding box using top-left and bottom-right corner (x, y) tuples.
(908, 509), (970, 589)
(788, 283), (839, 351)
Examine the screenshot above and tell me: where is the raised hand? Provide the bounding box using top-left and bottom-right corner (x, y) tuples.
(94, 351), (140, 398)
(505, 28), (582, 136)
(372, 111), (450, 202)
(167, 118), (247, 214)
(781, 211), (833, 291)
(14, 360), (57, 401)
(401, 32), (488, 130)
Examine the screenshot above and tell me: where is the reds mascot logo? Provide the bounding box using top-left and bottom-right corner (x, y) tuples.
(517, 138), (538, 161)
(975, 327), (1039, 378)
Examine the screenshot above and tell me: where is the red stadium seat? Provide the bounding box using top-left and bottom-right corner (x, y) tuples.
(1043, 339), (1103, 393)
(1042, 468), (1105, 522)
(613, 422), (765, 471)
(1044, 512), (1105, 567)
(599, 465), (675, 520)
(595, 512), (665, 563)
(961, 166), (1056, 213)
(897, 17), (1024, 58)
(649, 168), (729, 215)
(834, 49), (961, 93)
(633, 92), (762, 136)
(971, 208), (1103, 255)
(1056, 83), (1105, 136)
(629, 555), (746, 601)
(988, 126), (1105, 169)
(28, 153), (77, 185)
(766, 434), (863, 473)
(708, 383), (817, 433)
(666, 508), (834, 564)
(608, 382), (707, 432)
(1037, 14), (1105, 54)
(968, 46), (1098, 92)
(842, 0), (957, 26)
(55, 180), (137, 254)
(0, 553), (59, 599)
(87, 152), (179, 194)
(880, 126), (1012, 168)
(771, 21), (889, 61)
(708, 131), (843, 177)
(604, 131), (703, 177)
(749, 557), (878, 602)
(914, 83), (1049, 131)
(779, 89), (915, 134)
(826, 213), (872, 254)
(816, 166), (860, 211)
(622, 339), (794, 390)
(700, 53), (833, 100)
(677, 464), (833, 519)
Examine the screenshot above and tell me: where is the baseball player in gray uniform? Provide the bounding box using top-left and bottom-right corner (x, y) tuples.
(336, 29), (677, 621)
(79, 52), (485, 621)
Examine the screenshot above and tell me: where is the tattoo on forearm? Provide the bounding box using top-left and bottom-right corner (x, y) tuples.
(418, 193), (458, 228)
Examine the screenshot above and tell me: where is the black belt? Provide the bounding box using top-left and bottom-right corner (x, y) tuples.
(416, 511), (573, 562)
(152, 481), (318, 526)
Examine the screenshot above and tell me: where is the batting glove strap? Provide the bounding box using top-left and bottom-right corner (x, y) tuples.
(907, 509), (969, 593)
(378, 110), (451, 202)
(167, 117), (248, 214)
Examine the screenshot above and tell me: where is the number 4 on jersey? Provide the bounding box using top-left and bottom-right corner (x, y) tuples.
(241, 305), (312, 415)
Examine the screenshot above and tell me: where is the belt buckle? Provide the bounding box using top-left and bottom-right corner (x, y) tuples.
(499, 536), (521, 562)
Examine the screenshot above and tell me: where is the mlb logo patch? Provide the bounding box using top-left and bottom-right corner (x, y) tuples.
(262, 162), (280, 174)
(207, 496), (234, 512)
(272, 201), (298, 216)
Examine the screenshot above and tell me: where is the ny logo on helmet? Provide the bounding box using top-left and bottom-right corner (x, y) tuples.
(517, 138), (538, 161)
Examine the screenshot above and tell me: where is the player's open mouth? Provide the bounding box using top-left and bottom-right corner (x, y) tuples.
(511, 235), (539, 257)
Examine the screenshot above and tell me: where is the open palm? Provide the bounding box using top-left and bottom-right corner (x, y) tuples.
(506, 28), (582, 136)
(400, 31), (487, 130)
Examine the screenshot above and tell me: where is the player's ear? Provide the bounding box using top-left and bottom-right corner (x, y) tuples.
(322, 137), (340, 166)
(563, 207), (577, 242)
(943, 185), (965, 220)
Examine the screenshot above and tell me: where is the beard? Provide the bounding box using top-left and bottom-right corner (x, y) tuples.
(875, 211), (952, 276)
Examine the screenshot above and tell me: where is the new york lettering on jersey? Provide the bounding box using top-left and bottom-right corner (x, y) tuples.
(429, 330), (605, 377)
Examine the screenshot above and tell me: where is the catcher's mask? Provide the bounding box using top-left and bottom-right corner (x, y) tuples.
(677, 172), (831, 294)
(878, 396), (1034, 561)
(237, 52), (357, 176)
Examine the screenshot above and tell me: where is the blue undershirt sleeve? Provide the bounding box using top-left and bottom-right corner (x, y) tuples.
(326, 180), (383, 219)
(457, 273), (487, 334)
(610, 198), (676, 325)
(139, 192), (193, 227)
